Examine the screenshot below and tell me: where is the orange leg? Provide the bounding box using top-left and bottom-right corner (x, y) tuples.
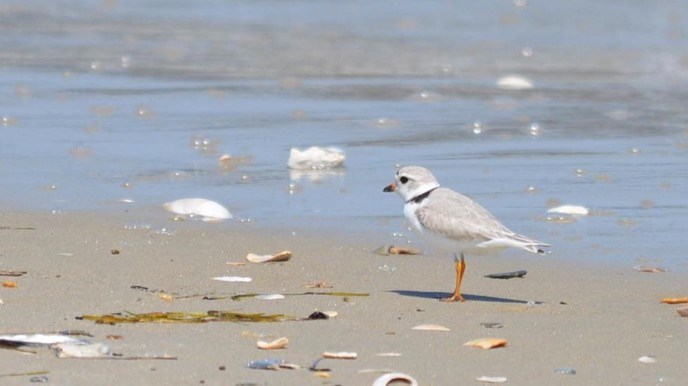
(441, 253), (466, 302)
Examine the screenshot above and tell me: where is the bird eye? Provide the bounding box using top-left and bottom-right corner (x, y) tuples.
(399, 176), (409, 184)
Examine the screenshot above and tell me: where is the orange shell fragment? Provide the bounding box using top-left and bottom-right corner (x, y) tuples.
(463, 338), (508, 349)
(660, 297), (688, 305)
(2, 281), (18, 288)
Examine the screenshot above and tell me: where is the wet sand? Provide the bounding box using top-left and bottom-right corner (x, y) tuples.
(0, 210), (685, 385)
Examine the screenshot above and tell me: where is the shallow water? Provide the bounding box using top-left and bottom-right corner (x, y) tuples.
(1, 0), (687, 267)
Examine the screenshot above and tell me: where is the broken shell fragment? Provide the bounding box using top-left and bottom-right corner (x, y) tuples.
(677, 308), (688, 317)
(212, 276), (252, 282)
(484, 270), (527, 279)
(163, 198), (232, 221)
(255, 294), (285, 300)
(2, 281), (18, 288)
(288, 146), (345, 170)
(52, 342), (112, 358)
(660, 297), (688, 305)
(633, 265), (666, 273)
(322, 351), (357, 359)
(257, 337), (289, 350)
(476, 376), (508, 383)
(463, 338), (508, 349)
(372, 372), (419, 386)
(496, 75), (533, 90)
(373, 245), (422, 256)
(411, 324), (450, 331)
(638, 355), (657, 364)
(547, 205), (589, 215)
(245, 251), (292, 263)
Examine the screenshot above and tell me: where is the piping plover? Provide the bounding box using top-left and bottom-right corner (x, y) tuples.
(384, 165), (549, 302)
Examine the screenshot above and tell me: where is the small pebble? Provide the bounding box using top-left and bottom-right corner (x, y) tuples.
(480, 322), (503, 329)
(30, 376), (49, 383)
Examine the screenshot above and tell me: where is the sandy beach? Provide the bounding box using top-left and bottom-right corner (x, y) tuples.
(0, 210), (685, 385)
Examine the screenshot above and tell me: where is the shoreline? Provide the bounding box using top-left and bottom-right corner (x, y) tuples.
(1, 210), (686, 385)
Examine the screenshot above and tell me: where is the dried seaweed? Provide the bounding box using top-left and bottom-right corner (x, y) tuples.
(0, 370), (48, 378)
(0, 270), (27, 277)
(77, 310), (296, 324)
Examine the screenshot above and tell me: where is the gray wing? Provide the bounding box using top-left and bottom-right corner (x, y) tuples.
(415, 188), (515, 242)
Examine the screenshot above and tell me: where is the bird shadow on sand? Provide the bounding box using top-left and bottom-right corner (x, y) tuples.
(389, 290), (531, 304)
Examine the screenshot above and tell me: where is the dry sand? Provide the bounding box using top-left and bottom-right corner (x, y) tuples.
(0, 210), (686, 385)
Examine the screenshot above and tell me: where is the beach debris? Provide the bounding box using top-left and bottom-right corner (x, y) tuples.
(323, 311), (338, 318)
(633, 265), (666, 273)
(157, 293), (174, 302)
(245, 251), (292, 263)
(2, 281), (18, 288)
(323, 351), (357, 359)
(0, 333), (85, 347)
(305, 281), (333, 288)
(373, 245), (422, 256)
(484, 270), (527, 279)
(496, 75), (533, 90)
(375, 352), (402, 357)
(288, 146), (345, 170)
(677, 308), (688, 317)
(554, 367), (576, 375)
(30, 376), (49, 383)
(163, 198), (232, 221)
(0, 370), (49, 379)
(77, 310), (295, 324)
(480, 322), (504, 329)
(372, 372), (419, 386)
(106, 335), (123, 340)
(257, 337), (288, 350)
(638, 355), (657, 364)
(212, 276), (252, 283)
(307, 311), (330, 320)
(0, 270), (27, 277)
(547, 205), (589, 215)
(314, 371), (331, 378)
(660, 297), (688, 305)
(52, 342), (111, 358)
(110, 249), (120, 255)
(225, 262), (247, 267)
(412, 324), (450, 332)
(309, 358), (331, 372)
(463, 338), (508, 349)
(246, 358), (300, 370)
(255, 294), (286, 300)
(476, 376), (508, 383)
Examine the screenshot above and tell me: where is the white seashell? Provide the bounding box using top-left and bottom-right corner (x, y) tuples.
(322, 351), (357, 359)
(496, 75), (534, 90)
(411, 324), (450, 331)
(476, 376), (508, 383)
(257, 337), (289, 350)
(212, 276), (252, 282)
(374, 352), (402, 357)
(245, 251), (292, 263)
(638, 355), (657, 364)
(372, 372), (419, 386)
(322, 311), (338, 318)
(547, 205), (589, 215)
(288, 146), (345, 170)
(0, 333), (82, 346)
(255, 294), (285, 300)
(163, 198), (232, 220)
(52, 342), (111, 358)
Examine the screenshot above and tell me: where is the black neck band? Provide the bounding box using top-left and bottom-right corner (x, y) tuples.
(407, 187), (438, 204)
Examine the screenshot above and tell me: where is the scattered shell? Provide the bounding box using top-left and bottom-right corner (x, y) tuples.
(314, 371), (331, 378)
(255, 294), (285, 300)
(106, 335), (123, 340)
(157, 293), (174, 302)
(53, 342), (111, 358)
(476, 376), (508, 383)
(212, 276), (252, 282)
(372, 372), (419, 386)
(225, 262), (247, 267)
(2, 281), (18, 288)
(246, 358), (299, 370)
(480, 322), (504, 329)
(322, 351), (357, 359)
(0, 333), (82, 347)
(463, 338), (508, 349)
(245, 251), (292, 263)
(288, 146), (346, 170)
(496, 75), (533, 90)
(163, 198), (232, 221)
(375, 352), (402, 357)
(547, 205), (589, 215)
(554, 367), (576, 375)
(676, 308), (688, 317)
(257, 337), (289, 350)
(660, 297), (688, 305)
(633, 265), (666, 273)
(638, 355), (657, 364)
(373, 245), (422, 256)
(412, 324), (450, 332)
(484, 270), (527, 279)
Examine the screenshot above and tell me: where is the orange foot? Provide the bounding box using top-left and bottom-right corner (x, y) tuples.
(440, 294), (465, 302)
